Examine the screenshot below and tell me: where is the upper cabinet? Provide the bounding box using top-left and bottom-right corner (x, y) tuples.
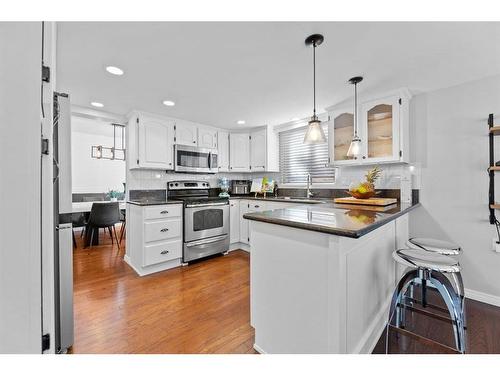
(250, 128), (267, 171)
(175, 120), (198, 146)
(327, 89), (410, 166)
(198, 126), (218, 149)
(128, 112), (175, 170)
(250, 127), (279, 172)
(217, 130), (230, 172)
(229, 133), (250, 172)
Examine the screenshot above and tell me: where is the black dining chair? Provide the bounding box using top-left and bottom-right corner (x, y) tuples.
(119, 209), (126, 246)
(86, 202), (121, 249)
(71, 213), (87, 248)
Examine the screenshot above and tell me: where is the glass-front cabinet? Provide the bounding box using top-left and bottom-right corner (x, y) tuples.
(328, 109), (358, 164)
(327, 90), (410, 166)
(362, 96), (400, 163)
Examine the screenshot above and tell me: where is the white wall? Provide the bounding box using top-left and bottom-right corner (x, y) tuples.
(409, 74), (500, 303)
(72, 116), (126, 194)
(0, 22), (43, 353)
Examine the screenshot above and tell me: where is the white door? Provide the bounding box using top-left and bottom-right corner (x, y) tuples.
(250, 128), (267, 171)
(360, 95), (401, 163)
(198, 127), (218, 149)
(229, 200), (240, 244)
(138, 115), (174, 170)
(239, 200), (250, 244)
(175, 121), (198, 146)
(230, 133), (250, 172)
(217, 131), (230, 172)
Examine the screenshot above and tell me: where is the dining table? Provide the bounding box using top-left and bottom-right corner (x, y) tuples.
(71, 201), (126, 247)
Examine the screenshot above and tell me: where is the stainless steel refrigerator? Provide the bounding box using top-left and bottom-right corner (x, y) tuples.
(53, 92), (74, 353)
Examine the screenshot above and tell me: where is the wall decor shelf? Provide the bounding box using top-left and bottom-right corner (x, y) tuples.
(488, 113), (500, 224)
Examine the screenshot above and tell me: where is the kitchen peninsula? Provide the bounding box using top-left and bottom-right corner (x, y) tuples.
(244, 201), (419, 354)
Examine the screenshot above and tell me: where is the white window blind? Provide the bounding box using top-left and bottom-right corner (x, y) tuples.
(279, 124), (336, 184)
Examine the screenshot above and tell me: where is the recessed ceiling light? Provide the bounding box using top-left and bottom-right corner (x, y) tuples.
(237, 120), (245, 125)
(105, 66), (124, 75)
(163, 100), (175, 107)
(90, 102), (104, 108)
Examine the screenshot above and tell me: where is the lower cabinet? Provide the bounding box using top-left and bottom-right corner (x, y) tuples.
(125, 203), (183, 276)
(229, 200), (240, 244)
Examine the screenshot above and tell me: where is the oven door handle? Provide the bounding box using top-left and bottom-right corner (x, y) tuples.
(185, 202), (228, 208)
(185, 234), (228, 247)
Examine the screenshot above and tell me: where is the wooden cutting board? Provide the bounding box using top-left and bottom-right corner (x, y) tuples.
(334, 197), (398, 206)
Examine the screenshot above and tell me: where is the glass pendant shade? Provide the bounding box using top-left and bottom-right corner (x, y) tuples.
(347, 136), (361, 157)
(304, 117), (326, 144)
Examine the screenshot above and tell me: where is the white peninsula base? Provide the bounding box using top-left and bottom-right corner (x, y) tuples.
(250, 215), (409, 354)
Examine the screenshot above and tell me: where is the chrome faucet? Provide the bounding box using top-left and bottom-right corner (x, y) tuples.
(306, 173), (314, 198)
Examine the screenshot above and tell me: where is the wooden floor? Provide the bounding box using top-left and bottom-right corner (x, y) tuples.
(71, 228), (500, 354)
(71, 228), (256, 354)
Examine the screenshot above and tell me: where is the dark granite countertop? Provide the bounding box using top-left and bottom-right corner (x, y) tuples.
(127, 199), (183, 206)
(243, 202), (420, 238)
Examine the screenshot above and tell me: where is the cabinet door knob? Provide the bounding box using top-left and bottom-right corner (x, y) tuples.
(160, 250), (170, 255)
(193, 141), (196, 143)
(362, 156), (366, 159)
(160, 228), (169, 232)
(160, 210), (169, 214)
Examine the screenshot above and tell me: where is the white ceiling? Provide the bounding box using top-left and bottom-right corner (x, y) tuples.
(57, 22), (500, 129)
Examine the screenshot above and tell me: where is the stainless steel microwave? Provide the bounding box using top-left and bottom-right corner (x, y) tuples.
(174, 144), (218, 174)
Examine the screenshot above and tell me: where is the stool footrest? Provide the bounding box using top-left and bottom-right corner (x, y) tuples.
(388, 324), (460, 354)
(403, 296), (450, 315)
(397, 302), (453, 324)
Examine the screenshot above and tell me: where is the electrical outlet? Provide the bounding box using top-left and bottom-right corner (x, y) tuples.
(493, 238), (500, 253)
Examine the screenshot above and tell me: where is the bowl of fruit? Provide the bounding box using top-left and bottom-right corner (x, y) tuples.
(346, 166), (382, 199)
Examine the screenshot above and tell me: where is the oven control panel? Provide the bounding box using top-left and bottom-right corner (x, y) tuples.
(168, 180), (210, 190)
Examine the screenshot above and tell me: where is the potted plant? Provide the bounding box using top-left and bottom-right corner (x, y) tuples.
(108, 189), (119, 202)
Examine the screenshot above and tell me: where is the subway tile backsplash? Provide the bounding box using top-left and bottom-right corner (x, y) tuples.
(126, 163), (419, 196)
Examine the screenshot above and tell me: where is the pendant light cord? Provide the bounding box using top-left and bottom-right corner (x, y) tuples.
(312, 42), (316, 117)
(354, 81), (358, 137)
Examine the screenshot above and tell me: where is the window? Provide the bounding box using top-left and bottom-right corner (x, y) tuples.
(279, 124), (336, 184)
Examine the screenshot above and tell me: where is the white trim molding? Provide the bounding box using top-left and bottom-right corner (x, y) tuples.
(465, 288), (500, 307)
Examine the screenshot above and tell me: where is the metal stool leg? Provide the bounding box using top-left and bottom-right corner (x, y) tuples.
(386, 269), (419, 353)
(429, 272), (467, 353)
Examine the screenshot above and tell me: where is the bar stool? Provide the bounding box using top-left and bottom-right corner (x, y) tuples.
(406, 238), (465, 318)
(387, 248), (466, 353)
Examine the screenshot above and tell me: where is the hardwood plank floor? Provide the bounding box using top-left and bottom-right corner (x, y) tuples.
(71, 227), (500, 354)
(71, 228), (256, 354)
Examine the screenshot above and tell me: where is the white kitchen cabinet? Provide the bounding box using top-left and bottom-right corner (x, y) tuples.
(239, 200), (250, 244)
(217, 130), (230, 172)
(198, 126), (218, 149)
(125, 203), (183, 276)
(175, 120), (198, 146)
(230, 133), (250, 172)
(361, 95), (401, 163)
(327, 89), (410, 166)
(229, 199), (240, 244)
(239, 200), (268, 245)
(250, 128), (267, 171)
(250, 126), (279, 172)
(128, 112), (175, 170)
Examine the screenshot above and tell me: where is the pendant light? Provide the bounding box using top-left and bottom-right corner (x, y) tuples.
(303, 34), (326, 144)
(346, 76), (363, 157)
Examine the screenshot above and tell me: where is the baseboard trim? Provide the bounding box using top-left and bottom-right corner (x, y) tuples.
(465, 288), (500, 307)
(253, 343), (266, 354)
(229, 242), (250, 253)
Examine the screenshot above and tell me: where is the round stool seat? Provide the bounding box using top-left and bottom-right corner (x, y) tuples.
(407, 237), (461, 256)
(393, 248), (461, 273)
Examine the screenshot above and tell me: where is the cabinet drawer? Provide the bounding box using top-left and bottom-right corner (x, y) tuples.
(144, 204), (182, 220)
(144, 219), (181, 242)
(143, 240), (182, 267)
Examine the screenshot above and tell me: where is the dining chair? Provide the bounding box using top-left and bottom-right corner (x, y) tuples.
(86, 202), (121, 249)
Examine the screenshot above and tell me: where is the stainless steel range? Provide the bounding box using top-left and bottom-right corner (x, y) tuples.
(167, 180), (229, 262)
